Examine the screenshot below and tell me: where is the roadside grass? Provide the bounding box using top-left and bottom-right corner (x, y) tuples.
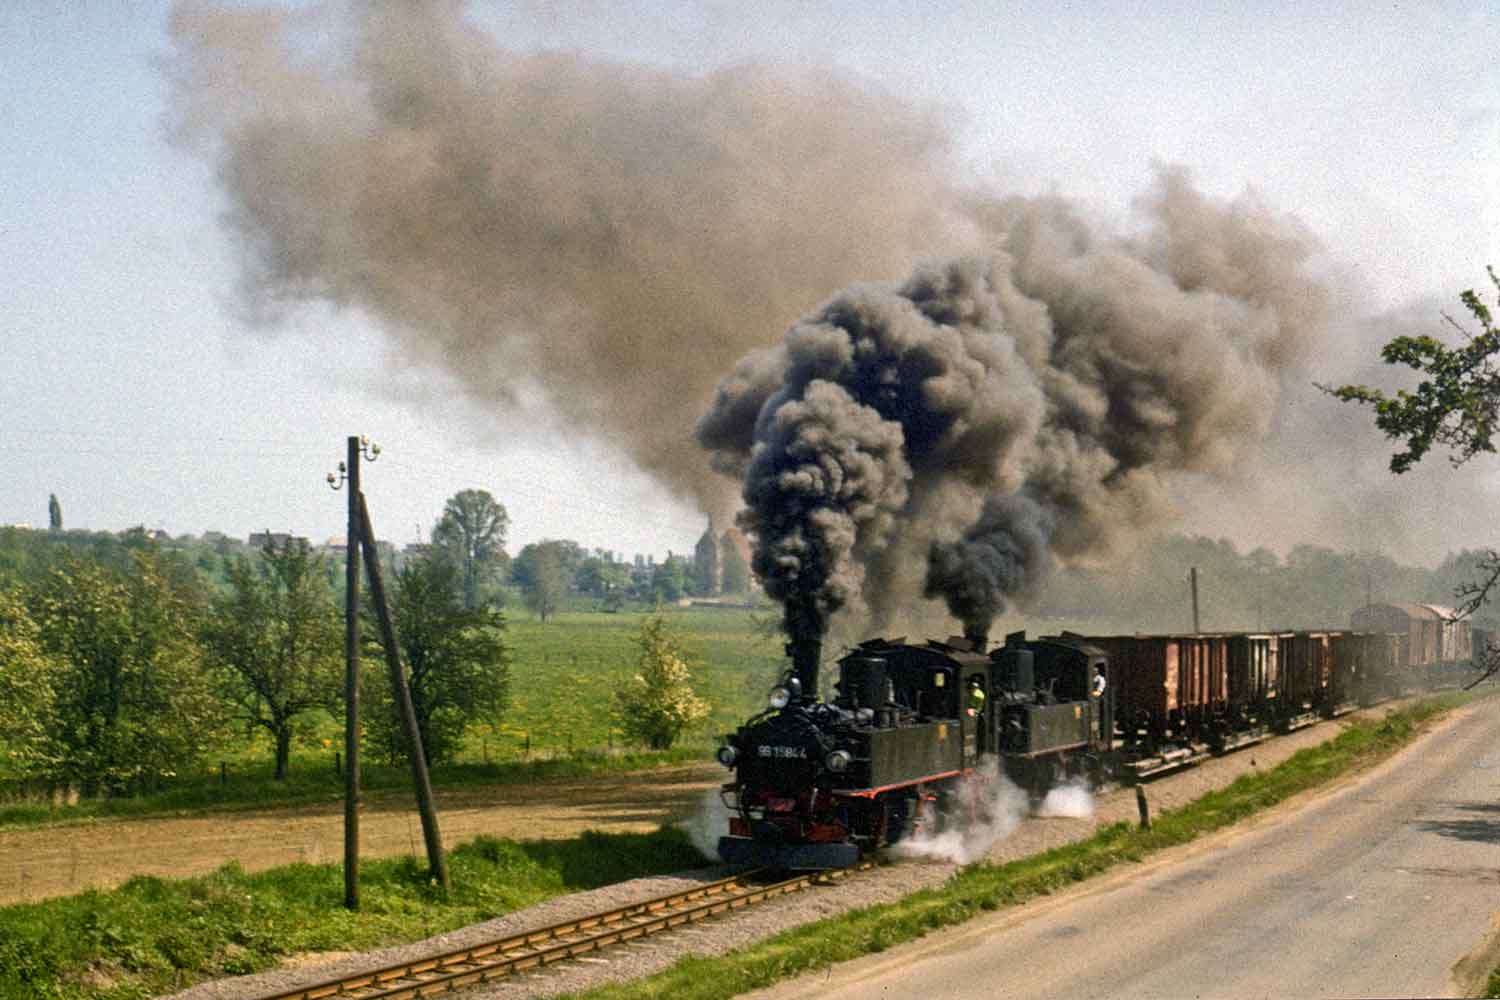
(0, 606), (776, 831)
(566, 692), (1474, 1000)
(0, 827), (708, 1000)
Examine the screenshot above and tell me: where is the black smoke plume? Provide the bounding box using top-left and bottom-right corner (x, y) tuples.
(702, 172), (1331, 643)
(924, 494), (1054, 638)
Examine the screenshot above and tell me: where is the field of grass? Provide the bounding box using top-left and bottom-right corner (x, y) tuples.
(494, 605), (787, 758)
(0, 606), (783, 829)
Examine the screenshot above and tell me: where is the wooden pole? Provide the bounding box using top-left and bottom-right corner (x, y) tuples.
(1190, 566), (1201, 634)
(1135, 785), (1151, 830)
(357, 491), (449, 889)
(343, 436), (361, 910)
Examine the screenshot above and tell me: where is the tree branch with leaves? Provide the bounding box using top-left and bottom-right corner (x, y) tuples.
(1323, 266), (1500, 683)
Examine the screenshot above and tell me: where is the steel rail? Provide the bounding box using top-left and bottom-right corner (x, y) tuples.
(252, 865), (866, 1000)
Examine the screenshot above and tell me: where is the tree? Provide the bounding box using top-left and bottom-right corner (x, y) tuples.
(720, 530), (751, 595)
(692, 526), (720, 597)
(1325, 269), (1500, 477)
(364, 555), (510, 766)
(47, 494), (61, 533)
(1325, 268), (1500, 675)
(203, 538), (341, 779)
(432, 489), (509, 609)
(29, 553), (223, 793)
(514, 540), (569, 621)
(0, 590), (61, 781)
(650, 553), (689, 603)
(577, 550), (630, 611)
(613, 611), (710, 750)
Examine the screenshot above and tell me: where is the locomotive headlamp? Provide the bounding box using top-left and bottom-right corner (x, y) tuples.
(825, 749), (853, 773)
(768, 686), (792, 710)
(716, 745), (738, 768)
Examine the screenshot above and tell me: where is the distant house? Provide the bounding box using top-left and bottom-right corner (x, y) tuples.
(248, 531), (307, 549)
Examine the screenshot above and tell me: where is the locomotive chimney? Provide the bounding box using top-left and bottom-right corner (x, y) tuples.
(963, 620), (990, 651)
(785, 639), (822, 701)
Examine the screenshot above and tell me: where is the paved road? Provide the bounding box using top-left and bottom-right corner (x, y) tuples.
(754, 706), (1500, 999)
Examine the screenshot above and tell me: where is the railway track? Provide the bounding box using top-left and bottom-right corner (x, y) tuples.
(251, 865), (869, 1000)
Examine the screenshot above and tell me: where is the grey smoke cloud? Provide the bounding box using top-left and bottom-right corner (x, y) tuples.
(165, 0), (961, 514)
(168, 1), (1481, 643)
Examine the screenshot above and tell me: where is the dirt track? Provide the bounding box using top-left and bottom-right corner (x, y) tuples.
(0, 764), (723, 905)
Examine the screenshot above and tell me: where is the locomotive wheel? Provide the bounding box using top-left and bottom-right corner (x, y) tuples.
(880, 792), (919, 845)
(1028, 757), (1062, 803)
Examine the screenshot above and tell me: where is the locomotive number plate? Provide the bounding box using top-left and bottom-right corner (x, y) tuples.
(758, 745), (809, 759)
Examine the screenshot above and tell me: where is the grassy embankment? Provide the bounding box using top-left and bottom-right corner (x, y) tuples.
(0, 828), (706, 1000)
(0, 606), (782, 831)
(0, 691), (1482, 1000)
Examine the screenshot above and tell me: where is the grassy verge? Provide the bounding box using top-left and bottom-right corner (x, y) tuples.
(0, 827), (707, 1000)
(566, 693), (1472, 1000)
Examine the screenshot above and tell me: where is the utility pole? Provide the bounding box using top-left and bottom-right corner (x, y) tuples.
(358, 491), (449, 889)
(1190, 566), (1201, 634)
(328, 435), (379, 910)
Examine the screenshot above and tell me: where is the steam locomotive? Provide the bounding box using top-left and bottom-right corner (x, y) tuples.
(716, 632), (1110, 868)
(716, 610), (1484, 869)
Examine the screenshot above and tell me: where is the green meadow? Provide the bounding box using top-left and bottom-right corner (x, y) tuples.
(0, 605), (787, 827)
(493, 605), (787, 758)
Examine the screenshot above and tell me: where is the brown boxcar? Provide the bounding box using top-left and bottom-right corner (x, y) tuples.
(1081, 634), (1225, 750)
(1351, 603), (1442, 673)
(1226, 632), (1279, 722)
(1327, 631), (1364, 712)
(1363, 632), (1405, 702)
(1082, 635), (1173, 749)
(1280, 631), (1332, 717)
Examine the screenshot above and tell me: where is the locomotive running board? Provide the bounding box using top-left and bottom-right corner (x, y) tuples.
(1126, 745), (1208, 779)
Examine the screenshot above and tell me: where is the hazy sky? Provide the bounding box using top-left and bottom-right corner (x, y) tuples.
(2, 2), (1496, 562)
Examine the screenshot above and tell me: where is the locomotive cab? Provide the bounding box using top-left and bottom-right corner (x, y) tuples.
(716, 637), (997, 869)
(995, 632), (1112, 789)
